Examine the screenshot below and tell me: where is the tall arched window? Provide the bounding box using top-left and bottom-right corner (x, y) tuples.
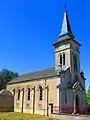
(60, 54), (62, 65)
(60, 53), (65, 66)
(17, 89), (20, 100)
(63, 54), (65, 65)
(39, 86), (43, 101)
(73, 55), (77, 72)
(27, 88), (30, 101)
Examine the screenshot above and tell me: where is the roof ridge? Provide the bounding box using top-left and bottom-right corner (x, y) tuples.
(19, 67), (54, 76)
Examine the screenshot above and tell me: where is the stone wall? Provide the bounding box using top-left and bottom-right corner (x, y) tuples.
(0, 89), (14, 112)
(7, 77), (59, 115)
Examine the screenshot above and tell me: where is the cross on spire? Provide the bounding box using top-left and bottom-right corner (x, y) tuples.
(64, 4), (67, 11)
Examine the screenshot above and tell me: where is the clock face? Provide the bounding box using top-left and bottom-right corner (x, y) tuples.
(59, 43), (65, 48)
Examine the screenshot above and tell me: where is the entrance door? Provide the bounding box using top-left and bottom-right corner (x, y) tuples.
(76, 95), (79, 113)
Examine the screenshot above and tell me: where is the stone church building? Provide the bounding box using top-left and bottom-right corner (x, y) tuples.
(7, 10), (86, 115)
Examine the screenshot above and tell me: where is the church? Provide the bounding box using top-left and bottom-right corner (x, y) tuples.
(7, 9), (86, 115)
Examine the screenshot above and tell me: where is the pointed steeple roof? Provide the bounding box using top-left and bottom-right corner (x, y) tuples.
(58, 9), (74, 39)
(53, 7), (81, 47)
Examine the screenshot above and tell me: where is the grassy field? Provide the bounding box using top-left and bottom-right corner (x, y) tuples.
(0, 112), (53, 120)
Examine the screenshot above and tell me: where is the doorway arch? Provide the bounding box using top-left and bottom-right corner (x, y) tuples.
(75, 92), (82, 113)
(75, 94), (80, 113)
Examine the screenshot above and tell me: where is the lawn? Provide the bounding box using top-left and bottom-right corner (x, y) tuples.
(0, 112), (53, 120)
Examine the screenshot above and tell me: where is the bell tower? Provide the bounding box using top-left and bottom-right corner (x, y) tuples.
(53, 10), (81, 76)
(53, 9), (86, 112)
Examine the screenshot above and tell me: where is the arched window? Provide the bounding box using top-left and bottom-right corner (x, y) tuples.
(27, 88), (30, 101)
(17, 89), (20, 100)
(60, 54), (62, 65)
(73, 55), (77, 72)
(60, 53), (65, 66)
(63, 54), (65, 65)
(39, 86), (43, 101)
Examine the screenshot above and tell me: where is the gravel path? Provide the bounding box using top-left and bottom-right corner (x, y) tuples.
(51, 114), (90, 120)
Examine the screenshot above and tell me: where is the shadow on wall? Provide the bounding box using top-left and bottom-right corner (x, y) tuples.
(0, 89), (14, 112)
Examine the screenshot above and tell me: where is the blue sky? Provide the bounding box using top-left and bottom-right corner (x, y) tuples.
(0, 0), (90, 90)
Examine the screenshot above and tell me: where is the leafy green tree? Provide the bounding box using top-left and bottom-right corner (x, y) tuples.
(0, 69), (18, 90)
(87, 86), (90, 93)
(86, 86), (90, 106)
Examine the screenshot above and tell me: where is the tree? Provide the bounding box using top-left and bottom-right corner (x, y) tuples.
(86, 86), (90, 106)
(87, 86), (90, 93)
(0, 69), (18, 90)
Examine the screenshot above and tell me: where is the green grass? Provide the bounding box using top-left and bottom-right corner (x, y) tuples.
(0, 112), (53, 120)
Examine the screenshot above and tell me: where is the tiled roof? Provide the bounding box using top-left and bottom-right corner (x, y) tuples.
(7, 67), (57, 84)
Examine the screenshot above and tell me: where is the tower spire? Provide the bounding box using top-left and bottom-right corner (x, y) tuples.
(58, 6), (74, 39)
